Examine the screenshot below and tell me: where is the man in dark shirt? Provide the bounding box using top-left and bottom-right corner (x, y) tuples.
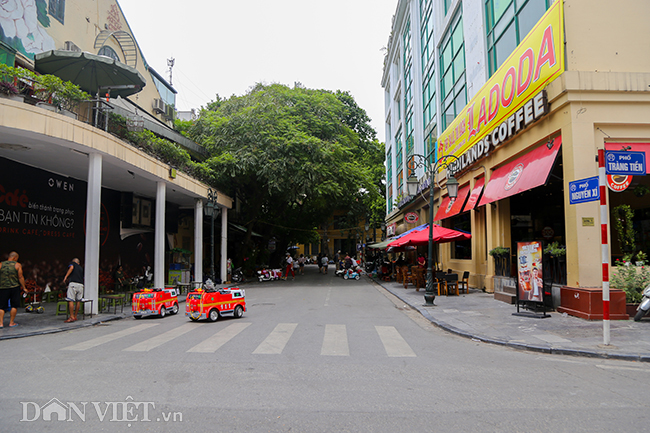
(63, 258), (84, 323)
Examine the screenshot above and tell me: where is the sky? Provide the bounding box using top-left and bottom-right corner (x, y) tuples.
(118, 0), (398, 143)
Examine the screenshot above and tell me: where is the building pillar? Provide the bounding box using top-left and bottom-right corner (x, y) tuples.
(154, 181), (166, 288)
(84, 153), (102, 315)
(220, 206), (228, 283)
(194, 198), (203, 284)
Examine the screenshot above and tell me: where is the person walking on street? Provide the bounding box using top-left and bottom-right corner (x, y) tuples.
(63, 258), (84, 322)
(283, 253), (295, 280)
(321, 254), (329, 274)
(0, 251), (27, 328)
(298, 254), (306, 275)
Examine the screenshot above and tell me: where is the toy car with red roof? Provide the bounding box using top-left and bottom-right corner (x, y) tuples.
(185, 287), (246, 322)
(132, 287), (179, 319)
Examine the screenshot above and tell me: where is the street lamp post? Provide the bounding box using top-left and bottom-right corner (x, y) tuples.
(205, 188), (218, 282)
(406, 154), (459, 306)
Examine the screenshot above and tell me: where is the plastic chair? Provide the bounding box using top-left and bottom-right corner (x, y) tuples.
(445, 274), (459, 296)
(56, 301), (68, 316)
(458, 271), (470, 294)
(435, 272), (447, 296)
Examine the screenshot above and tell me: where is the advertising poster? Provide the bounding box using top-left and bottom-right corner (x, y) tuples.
(0, 158), (153, 291)
(517, 241), (544, 302)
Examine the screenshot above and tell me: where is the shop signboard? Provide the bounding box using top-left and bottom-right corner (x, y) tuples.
(569, 176), (599, 205)
(517, 241), (544, 303)
(607, 175), (632, 192)
(437, 0), (564, 171)
(404, 212), (419, 224)
(604, 150), (646, 176)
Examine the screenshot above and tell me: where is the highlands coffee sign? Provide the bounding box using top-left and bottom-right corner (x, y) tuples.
(438, 0), (564, 173)
(446, 91), (548, 176)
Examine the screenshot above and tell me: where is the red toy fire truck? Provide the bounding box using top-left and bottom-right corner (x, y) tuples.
(185, 287), (246, 322)
(132, 287), (179, 319)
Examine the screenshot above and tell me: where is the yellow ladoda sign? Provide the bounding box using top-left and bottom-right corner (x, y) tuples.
(438, 0), (564, 167)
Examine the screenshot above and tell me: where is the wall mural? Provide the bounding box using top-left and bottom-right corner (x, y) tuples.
(0, 0), (55, 59)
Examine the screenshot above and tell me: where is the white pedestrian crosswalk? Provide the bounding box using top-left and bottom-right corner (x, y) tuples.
(252, 323), (297, 354)
(188, 322), (251, 353)
(60, 322), (417, 358)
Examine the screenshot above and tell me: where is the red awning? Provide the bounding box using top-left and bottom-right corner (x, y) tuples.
(479, 136), (562, 206)
(604, 143), (650, 174)
(434, 184), (470, 221)
(462, 177), (485, 213)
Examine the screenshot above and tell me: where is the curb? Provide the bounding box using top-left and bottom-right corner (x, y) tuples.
(0, 314), (126, 341)
(370, 276), (650, 363)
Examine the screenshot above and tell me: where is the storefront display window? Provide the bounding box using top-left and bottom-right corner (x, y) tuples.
(450, 213), (471, 260)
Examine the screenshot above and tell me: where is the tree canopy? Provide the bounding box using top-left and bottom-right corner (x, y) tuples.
(187, 83), (385, 267)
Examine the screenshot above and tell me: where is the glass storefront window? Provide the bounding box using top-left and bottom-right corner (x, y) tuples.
(450, 213), (472, 260)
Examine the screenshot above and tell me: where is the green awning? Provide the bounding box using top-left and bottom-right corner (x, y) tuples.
(367, 238), (398, 249)
(229, 222), (263, 238)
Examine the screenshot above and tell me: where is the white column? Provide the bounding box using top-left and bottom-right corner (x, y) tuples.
(194, 199), (203, 284)
(154, 181), (166, 288)
(84, 153), (102, 315)
(220, 207), (228, 283)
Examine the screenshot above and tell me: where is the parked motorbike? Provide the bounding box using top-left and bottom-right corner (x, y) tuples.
(257, 268), (281, 282)
(232, 267), (245, 283)
(634, 284), (650, 321)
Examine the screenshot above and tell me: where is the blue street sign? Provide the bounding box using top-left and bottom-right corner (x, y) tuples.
(605, 150), (646, 175)
(569, 176), (600, 205)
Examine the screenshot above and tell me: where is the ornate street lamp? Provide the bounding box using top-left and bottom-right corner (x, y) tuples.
(204, 188), (218, 282)
(406, 154), (460, 306)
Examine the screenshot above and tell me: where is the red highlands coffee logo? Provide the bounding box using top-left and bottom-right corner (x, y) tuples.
(504, 163), (524, 191)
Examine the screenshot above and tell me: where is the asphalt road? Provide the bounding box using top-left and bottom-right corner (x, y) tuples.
(2, 265), (649, 432)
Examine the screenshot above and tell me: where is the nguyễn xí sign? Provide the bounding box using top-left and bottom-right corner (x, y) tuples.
(569, 176), (599, 205)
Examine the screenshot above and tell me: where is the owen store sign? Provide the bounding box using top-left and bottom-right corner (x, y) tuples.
(438, 0), (564, 171)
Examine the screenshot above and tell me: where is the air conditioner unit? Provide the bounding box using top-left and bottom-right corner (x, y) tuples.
(152, 98), (165, 114)
(164, 104), (175, 120)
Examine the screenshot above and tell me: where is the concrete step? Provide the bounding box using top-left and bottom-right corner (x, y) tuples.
(502, 284), (517, 295)
(494, 290), (516, 304)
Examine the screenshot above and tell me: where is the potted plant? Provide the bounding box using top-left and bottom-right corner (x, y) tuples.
(0, 80), (20, 100)
(611, 252), (650, 317)
(489, 246), (510, 277)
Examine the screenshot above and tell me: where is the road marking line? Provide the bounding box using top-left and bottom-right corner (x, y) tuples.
(187, 322), (251, 353)
(321, 324), (349, 356)
(61, 323), (159, 351)
(123, 323), (197, 352)
(375, 325), (416, 357)
(596, 364), (650, 372)
(324, 287), (332, 306)
(253, 323), (297, 354)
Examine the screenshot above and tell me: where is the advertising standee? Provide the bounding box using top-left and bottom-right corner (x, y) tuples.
(515, 241), (550, 318)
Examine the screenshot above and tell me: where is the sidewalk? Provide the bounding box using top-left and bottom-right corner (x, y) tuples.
(0, 301), (125, 340)
(0, 295), (187, 341)
(374, 277), (650, 362)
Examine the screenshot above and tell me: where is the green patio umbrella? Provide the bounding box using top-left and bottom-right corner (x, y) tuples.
(34, 50), (146, 98)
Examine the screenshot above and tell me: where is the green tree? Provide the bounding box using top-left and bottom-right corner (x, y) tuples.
(188, 83), (385, 267)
